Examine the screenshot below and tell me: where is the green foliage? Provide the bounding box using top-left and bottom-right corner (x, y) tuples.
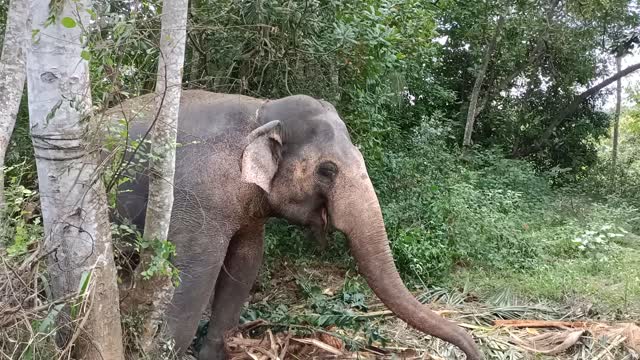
(582, 95), (640, 209)
(70, 271), (92, 319)
(136, 237), (179, 286)
(112, 222), (180, 286)
(5, 93), (36, 178)
(1, 163), (41, 256)
(240, 271), (387, 349)
(373, 118), (549, 282)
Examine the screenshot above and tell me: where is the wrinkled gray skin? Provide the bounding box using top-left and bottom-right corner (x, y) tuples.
(108, 90), (482, 360)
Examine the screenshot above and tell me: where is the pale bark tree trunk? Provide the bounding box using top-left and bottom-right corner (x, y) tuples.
(463, 15), (504, 147)
(129, 0), (189, 353)
(26, 1), (124, 359)
(612, 55), (622, 173)
(0, 0), (30, 215)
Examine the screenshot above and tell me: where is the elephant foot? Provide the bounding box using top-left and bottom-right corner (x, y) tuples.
(198, 338), (227, 360)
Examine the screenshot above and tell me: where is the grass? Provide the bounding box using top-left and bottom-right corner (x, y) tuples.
(450, 249), (640, 319)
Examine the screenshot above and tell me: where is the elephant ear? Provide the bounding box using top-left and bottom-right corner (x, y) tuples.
(241, 120), (283, 193)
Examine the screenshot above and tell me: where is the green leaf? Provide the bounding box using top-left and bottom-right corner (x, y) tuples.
(61, 17), (77, 28)
(86, 9), (97, 20)
(45, 100), (63, 123)
(70, 270), (92, 319)
(22, 345), (33, 360)
(78, 270), (92, 297)
(38, 303), (64, 333)
(80, 50), (91, 61)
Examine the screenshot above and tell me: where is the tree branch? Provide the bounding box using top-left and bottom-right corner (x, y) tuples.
(463, 15), (505, 147)
(475, 38), (546, 117)
(513, 61), (640, 157)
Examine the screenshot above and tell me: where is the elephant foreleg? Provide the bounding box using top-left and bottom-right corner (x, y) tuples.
(198, 223), (265, 360)
(166, 231), (231, 355)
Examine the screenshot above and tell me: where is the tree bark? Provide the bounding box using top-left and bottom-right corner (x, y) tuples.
(130, 0), (189, 353)
(0, 0), (30, 216)
(463, 16), (504, 147)
(329, 61), (340, 103)
(188, 0), (203, 84)
(612, 55), (622, 173)
(513, 61), (640, 157)
(26, 1), (124, 359)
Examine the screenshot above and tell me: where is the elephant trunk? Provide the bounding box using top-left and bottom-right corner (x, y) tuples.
(328, 167), (482, 360)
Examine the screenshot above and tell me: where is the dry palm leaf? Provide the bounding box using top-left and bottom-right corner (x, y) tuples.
(509, 329), (585, 355)
(291, 337), (344, 356)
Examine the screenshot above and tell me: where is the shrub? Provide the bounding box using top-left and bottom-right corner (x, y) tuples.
(1, 163), (42, 256)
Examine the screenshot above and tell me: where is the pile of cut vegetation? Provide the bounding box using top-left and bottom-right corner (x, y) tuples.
(223, 306), (640, 360)
(213, 259), (639, 359)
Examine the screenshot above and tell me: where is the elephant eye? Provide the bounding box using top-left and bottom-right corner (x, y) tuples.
(317, 161), (338, 183)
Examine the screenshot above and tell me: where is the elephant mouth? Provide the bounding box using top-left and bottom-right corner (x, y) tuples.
(307, 206), (331, 249)
(320, 206), (328, 232)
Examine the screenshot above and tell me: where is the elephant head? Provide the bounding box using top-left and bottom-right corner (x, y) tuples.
(240, 95), (482, 360)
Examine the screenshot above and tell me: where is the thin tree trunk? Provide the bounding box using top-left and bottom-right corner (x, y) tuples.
(188, 0), (203, 83)
(463, 16), (504, 147)
(189, 40), (202, 84)
(475, 37), (546, 118)
(513, 61), (640, 157)
(0, 0), (29, 216)
(26, 1), (124, 358)
(612, 55), (622, 173)
(329, 61), (340, 103)
(130, 0), (189, 353)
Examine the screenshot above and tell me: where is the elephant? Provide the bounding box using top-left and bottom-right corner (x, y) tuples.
(104, 90), (482, 360)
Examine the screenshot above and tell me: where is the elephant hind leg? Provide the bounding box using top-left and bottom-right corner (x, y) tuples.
(166, 232), (231, 355)
(198, 224), (265, 360)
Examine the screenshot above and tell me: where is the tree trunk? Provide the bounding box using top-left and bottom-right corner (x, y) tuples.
(463, 16), (504, 147)
(0, 0), (29, 216)
(475, 37), (546, 118)
(26, 1), (124, 359)
(130, 0), (189, 353)
(329, 61), (340, 103)
(513, 61), (640, 157)
(188, 0), (203, 84)
(612, 55), (622, 175)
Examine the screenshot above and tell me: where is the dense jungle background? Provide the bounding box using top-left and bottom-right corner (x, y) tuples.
(2, 0), (640, 358)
